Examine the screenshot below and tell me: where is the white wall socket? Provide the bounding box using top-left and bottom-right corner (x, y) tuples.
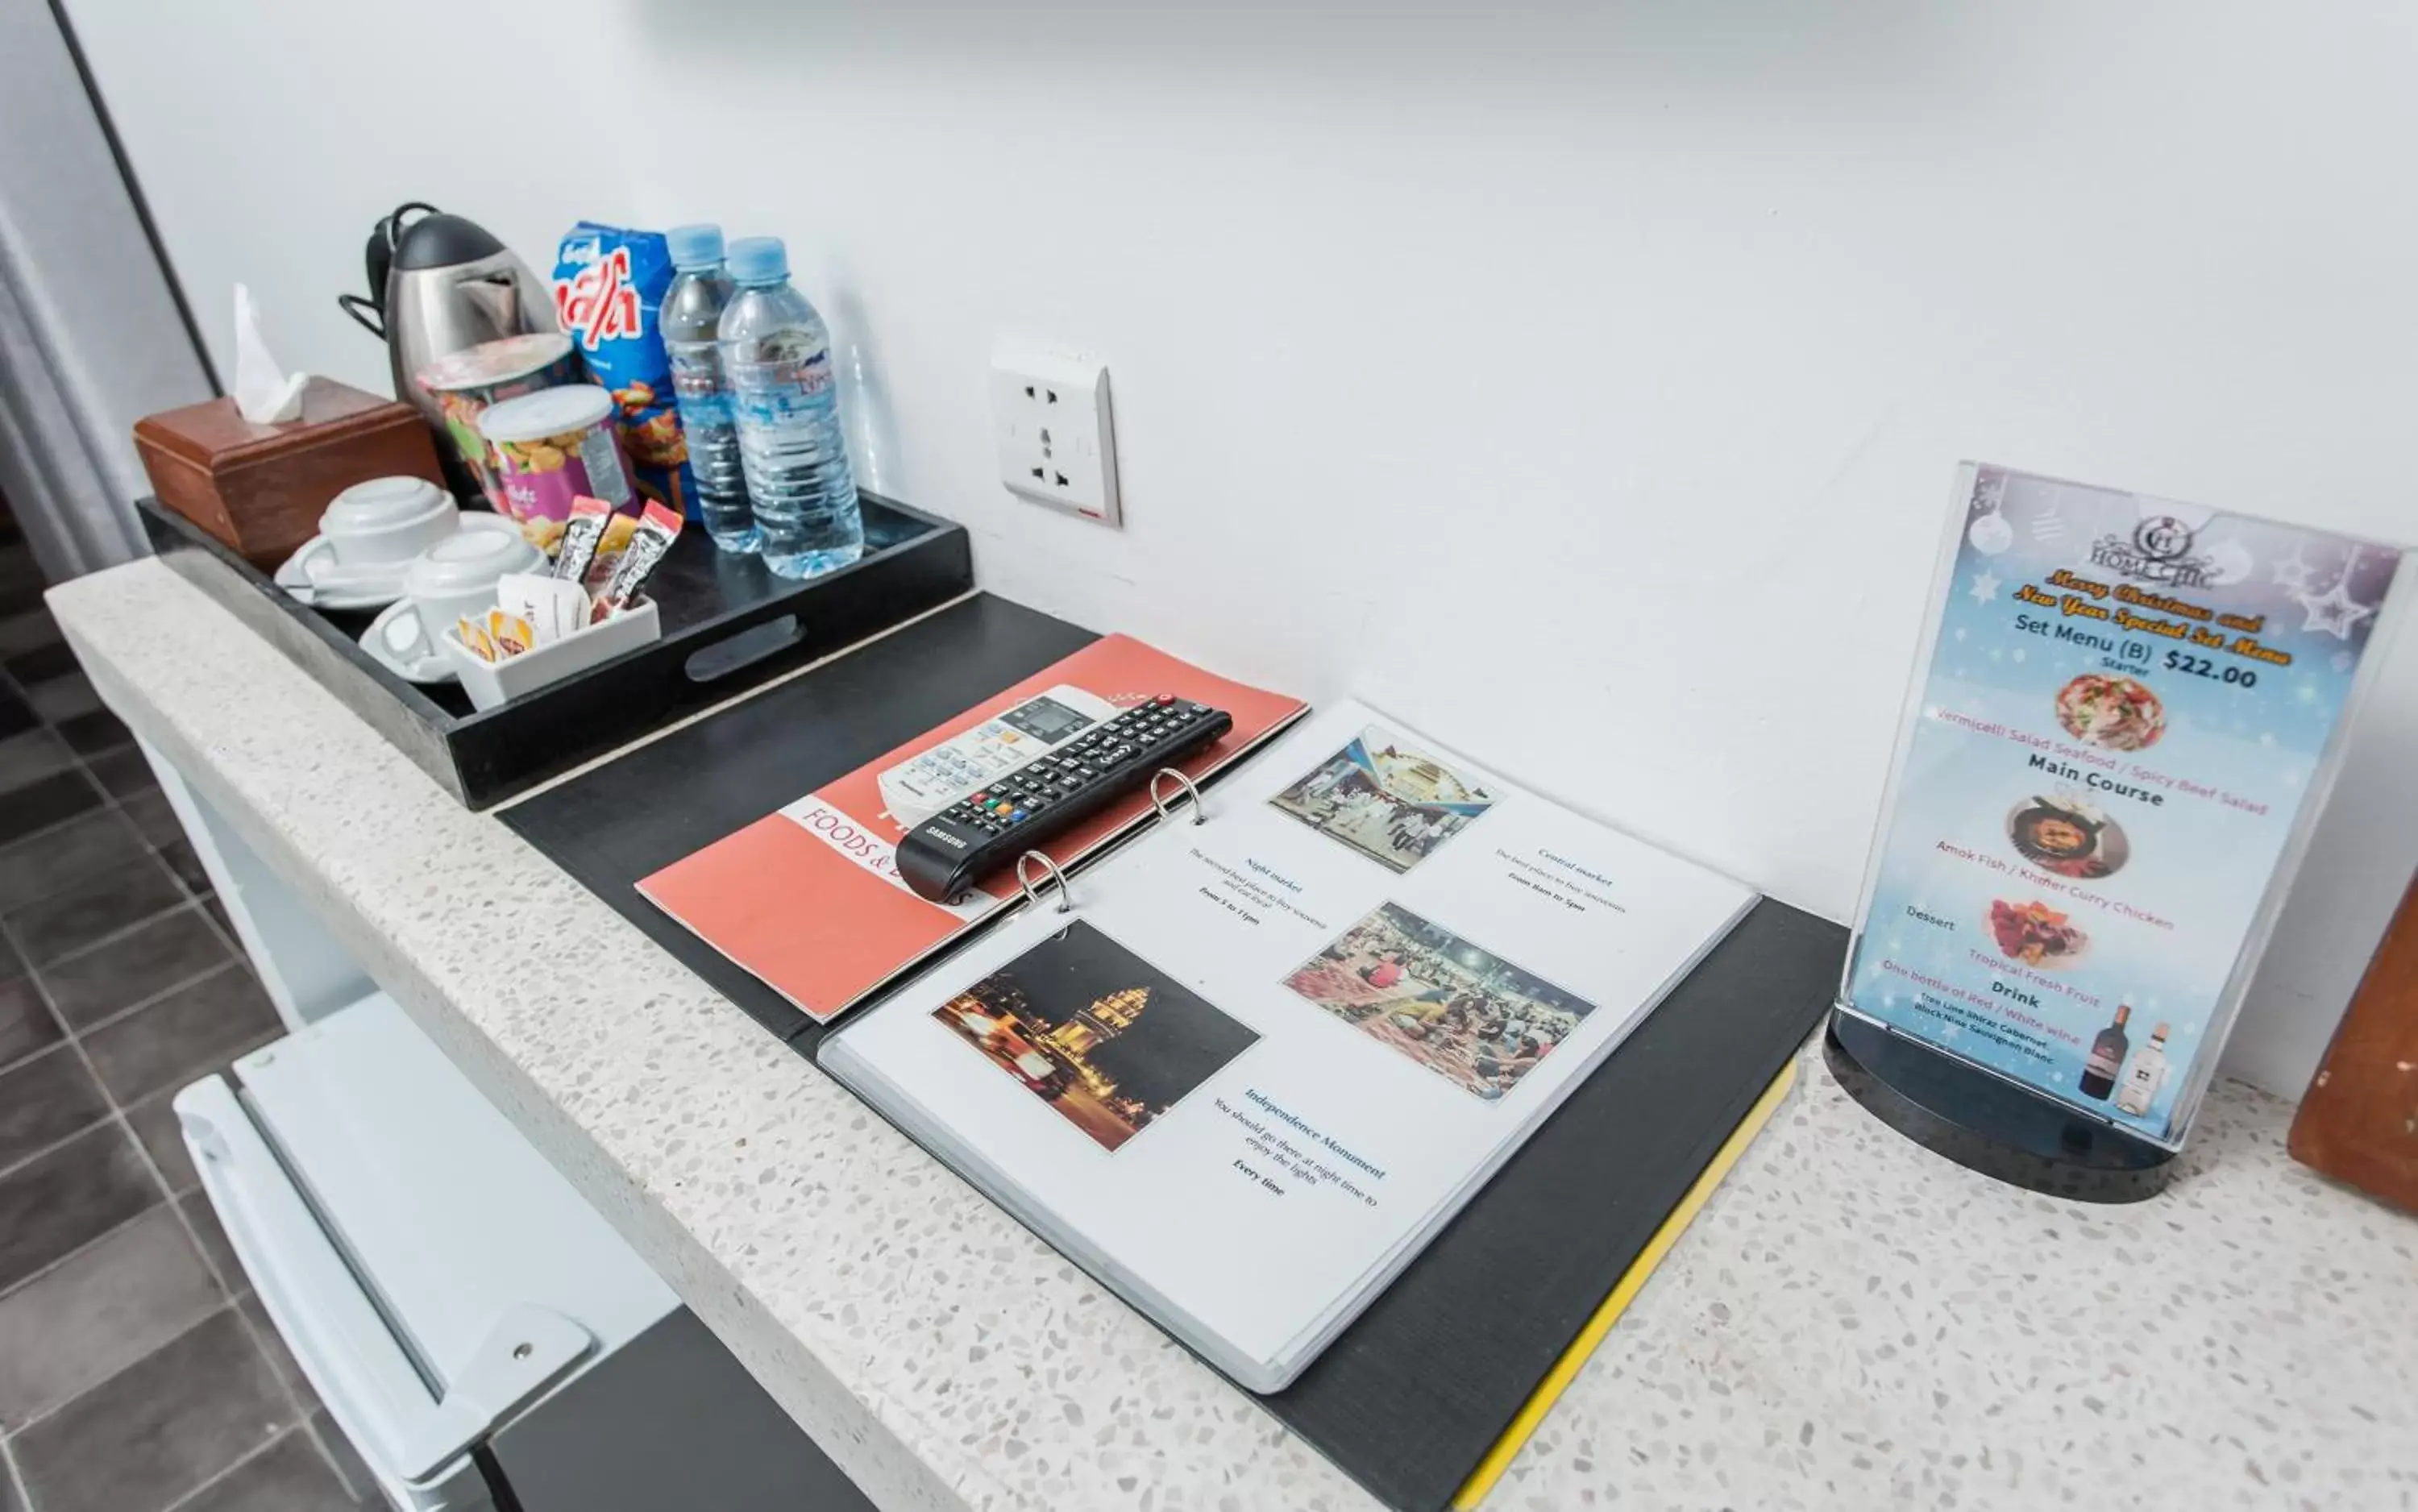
(990, 346), (1120, 526)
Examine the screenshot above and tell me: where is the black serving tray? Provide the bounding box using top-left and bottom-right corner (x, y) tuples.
(143, 493), (972, 808)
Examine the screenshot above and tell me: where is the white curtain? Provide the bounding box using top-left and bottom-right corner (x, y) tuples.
(0, 0), (212, 581)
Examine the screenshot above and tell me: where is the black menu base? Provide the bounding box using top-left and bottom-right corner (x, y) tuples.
(1823, 1010), (2178, 1203)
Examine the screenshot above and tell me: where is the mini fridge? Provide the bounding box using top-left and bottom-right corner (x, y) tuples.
(175, 991), (872, 1511)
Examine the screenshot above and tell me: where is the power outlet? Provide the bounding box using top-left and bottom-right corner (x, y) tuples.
(991, 347), (1120, 526)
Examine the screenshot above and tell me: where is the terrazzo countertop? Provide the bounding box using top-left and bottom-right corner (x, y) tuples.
(52, 559), (2418, 1512)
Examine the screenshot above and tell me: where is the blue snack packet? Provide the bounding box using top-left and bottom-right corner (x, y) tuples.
(552, 223), (697, 521)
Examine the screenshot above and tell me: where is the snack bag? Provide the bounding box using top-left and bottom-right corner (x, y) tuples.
(553, 223), (698, 522)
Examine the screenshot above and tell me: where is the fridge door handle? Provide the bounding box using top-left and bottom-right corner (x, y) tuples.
(175, 1075), (593, 1484)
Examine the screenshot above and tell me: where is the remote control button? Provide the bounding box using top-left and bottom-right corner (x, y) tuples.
(1156, 693), (1175, 704)
(970, 791), (988, 804)
(1009, 809), (1028, 822)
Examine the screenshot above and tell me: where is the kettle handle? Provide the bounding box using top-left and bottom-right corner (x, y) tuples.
(336, 293), (385, 339)
(380, 201), (439, 257)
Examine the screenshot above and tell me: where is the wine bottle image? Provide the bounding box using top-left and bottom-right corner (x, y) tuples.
(2079, 1002), (2132, 1100)
(2114, 1022), (2171, 1116)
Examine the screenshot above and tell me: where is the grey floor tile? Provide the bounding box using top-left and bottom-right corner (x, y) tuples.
(0, 730), (73, 793)
(2, 642), (79, 687)
(201, 895), (234, 942)
(74, 962), (276, 1103)
(237, 1293), (318, 1415)
(0, 1124), (159, 1292)
(0, 1046), (109, 1173)
(0, 1205), (222, 1430)
(24, 673), (99, 725)
(179, 1430), (359, 1512)
(4, 854), (185, 966)
(0, 771), (102, 850)
(0, 975), (59, 1072)
(0, 808), (149, 915)
(77, 964), (280, 1106)
(307, 1412), (378, 1507)
(1, 1455), (19, 1512)
(158, 838), (211, 896)
(0, 607), (62, 658)
(85, 747), (157, 802)
(39, 907), (231, 1032)
(178, 1193), (239, 1293)
(12, 1308), (295, 1512)
(52, 710), (129, 758)
(121, 787), (185, 849)
(0, 690), (33, 743)
(124, 1089), (198, 1196)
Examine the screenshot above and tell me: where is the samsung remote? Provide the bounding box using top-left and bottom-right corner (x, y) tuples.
(895, 696), (1234, 903)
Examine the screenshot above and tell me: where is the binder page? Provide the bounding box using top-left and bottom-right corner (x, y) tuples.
(828, 701), (1753, 1382)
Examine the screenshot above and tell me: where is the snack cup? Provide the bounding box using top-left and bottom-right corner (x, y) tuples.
(476, 384), (635, 547)
(416, 334), (583, 507)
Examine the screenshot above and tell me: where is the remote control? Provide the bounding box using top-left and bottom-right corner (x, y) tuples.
(895, 696), (1234, 903)
(875, 684), (1120, 828)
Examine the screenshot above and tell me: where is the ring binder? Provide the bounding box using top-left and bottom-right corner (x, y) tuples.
(1016, 849), (1074, 914)
(1149, 767), (1206, 826)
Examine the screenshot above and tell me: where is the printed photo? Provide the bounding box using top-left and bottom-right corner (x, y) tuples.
(1282, 902), (1594, 1100)
(1987, 897), (2088, 967)
(1268, 725), (1497, 874)
(2054, 673), (2165, 751)
(2005, 795), (2130, 880)
(932, 920), (1258, 1153)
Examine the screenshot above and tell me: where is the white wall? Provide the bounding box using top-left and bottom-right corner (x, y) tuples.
(63, 0), (2418, 1102)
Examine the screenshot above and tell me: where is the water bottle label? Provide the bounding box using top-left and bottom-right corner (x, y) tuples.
(729, 348), (837, 429)
(666, 339), (732, 428)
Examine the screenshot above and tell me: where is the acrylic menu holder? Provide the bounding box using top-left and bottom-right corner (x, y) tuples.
(1831, 463), (2406, 1202)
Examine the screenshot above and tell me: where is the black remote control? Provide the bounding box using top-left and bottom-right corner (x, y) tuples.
(895, 696), (1233, 903)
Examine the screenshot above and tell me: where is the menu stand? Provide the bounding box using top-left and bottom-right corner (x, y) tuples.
(1824, 1011), (2176, 1203)
(1831, 464), (2405, 1207)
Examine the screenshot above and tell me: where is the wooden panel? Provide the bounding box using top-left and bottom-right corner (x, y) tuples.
(2289, 870), (2418, 1211)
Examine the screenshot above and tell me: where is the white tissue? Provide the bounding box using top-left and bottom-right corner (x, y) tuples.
(232, 283), (308, 423)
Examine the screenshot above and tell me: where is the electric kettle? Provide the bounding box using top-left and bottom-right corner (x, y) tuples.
(339, 203), (558, 491)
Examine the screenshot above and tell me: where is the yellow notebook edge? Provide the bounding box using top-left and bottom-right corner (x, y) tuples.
(1450, 1057), (1801, 1510)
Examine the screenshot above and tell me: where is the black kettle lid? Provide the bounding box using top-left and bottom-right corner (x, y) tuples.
(392, 212), (508, 271)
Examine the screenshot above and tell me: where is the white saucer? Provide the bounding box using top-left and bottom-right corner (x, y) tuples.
(276, 513), (524, 613)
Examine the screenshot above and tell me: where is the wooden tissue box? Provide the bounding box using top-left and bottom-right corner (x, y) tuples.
(133, 378), (444, 569)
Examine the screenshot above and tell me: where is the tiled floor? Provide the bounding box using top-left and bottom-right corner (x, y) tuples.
(0, 526), (377, 1509)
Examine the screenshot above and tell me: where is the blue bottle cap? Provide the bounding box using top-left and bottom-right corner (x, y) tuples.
(666, 223), (725, 270)
(726, 236), (789, 286)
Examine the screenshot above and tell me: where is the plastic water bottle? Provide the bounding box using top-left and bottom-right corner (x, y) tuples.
(659, 223), (757, 553)
(717, 237), (862, 577)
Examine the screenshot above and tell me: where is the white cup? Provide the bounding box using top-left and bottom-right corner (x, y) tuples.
(362, 525), (546, 681)
(286, 476), (459, 585)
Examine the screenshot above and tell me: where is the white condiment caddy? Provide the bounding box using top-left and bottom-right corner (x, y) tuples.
(438, 600), (663, 712)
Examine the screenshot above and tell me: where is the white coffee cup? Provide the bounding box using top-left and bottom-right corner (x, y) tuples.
(285, 476), (459, 586)
(361, 524), (545, 682)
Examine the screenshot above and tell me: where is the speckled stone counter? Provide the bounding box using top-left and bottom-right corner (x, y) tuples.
(52, 559), (2418, 1512)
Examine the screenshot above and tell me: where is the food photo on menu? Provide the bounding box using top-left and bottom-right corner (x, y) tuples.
(1842, 464), (2404, 1142)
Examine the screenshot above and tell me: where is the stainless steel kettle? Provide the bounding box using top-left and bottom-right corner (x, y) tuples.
(339, 203), (558, 487)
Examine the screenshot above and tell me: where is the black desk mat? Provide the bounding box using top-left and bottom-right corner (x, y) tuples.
(503, 592), (1845, 1510)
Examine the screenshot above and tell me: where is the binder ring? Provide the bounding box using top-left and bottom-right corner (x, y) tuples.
(1149, 767), (1207, 826)
(1016, 850), (1074, 914)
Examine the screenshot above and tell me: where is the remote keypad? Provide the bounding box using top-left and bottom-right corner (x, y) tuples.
(895, 697), (1233, 902)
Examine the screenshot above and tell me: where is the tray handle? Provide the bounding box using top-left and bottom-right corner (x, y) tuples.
(683, 613), (803, 683)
